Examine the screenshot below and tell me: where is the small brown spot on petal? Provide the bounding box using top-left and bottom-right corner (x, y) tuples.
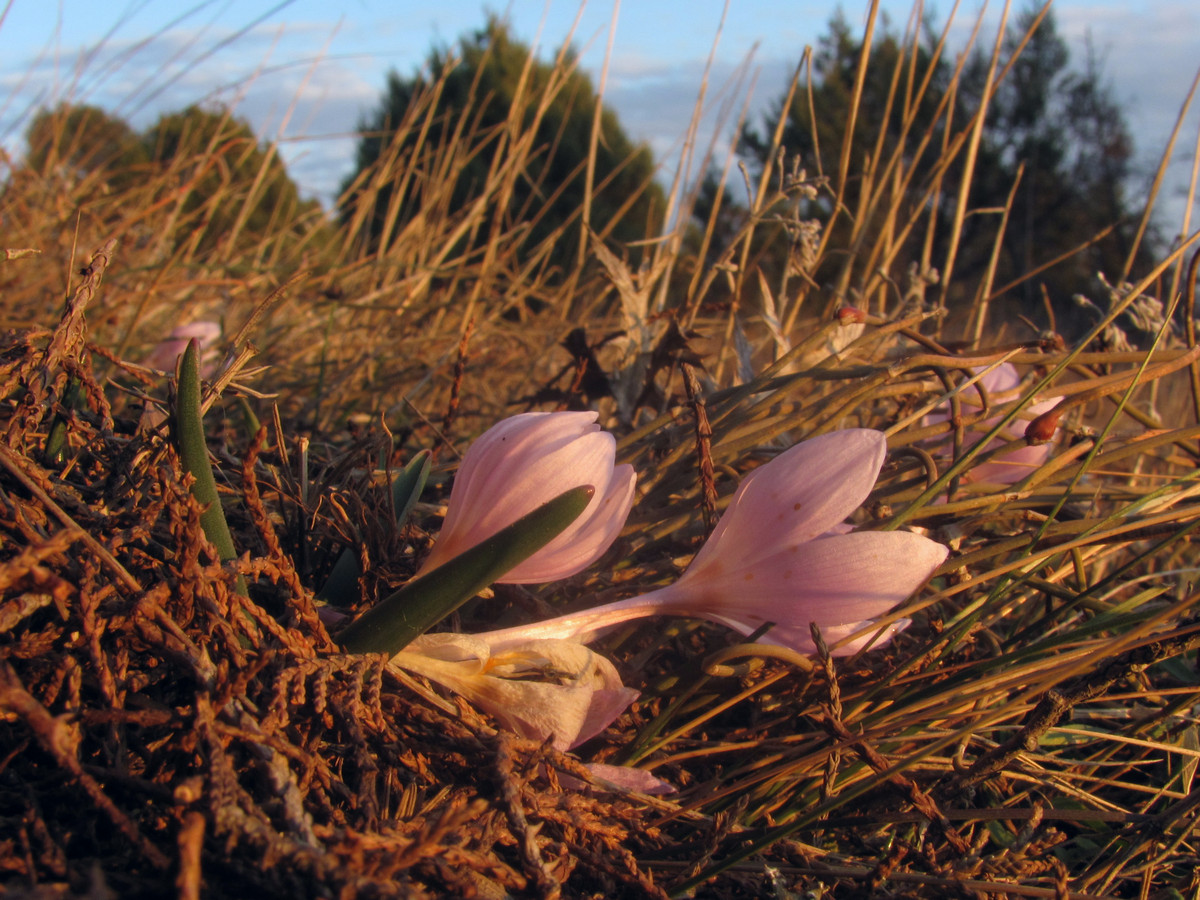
(793, 502), (802, 511)
(744, 573), (754, 581)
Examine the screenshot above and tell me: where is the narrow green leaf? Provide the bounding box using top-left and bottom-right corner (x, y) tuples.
(315, 546), (363, 605)
(338, 484), (594, 655)
(391, 449), (431, 532)
(174, 339), (241, 580)
(44, 376), (84, 465)
(237, 397), (262, 443)
(317, 450), (431, 604)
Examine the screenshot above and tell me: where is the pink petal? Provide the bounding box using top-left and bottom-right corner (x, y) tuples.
(925, 364), (1060, 486)
(968, 442), (1054, 485)
(980, 361), (1021, 397)
(670, 531), (947, 652)
(690, 429), (886, 574)
(475, 597), (660, 648)
(418, 412), (635, 581)
(478, 531), (947, 655)
(577, 762), (676, 794)
(145, 321), (222, 372)
(446, 412), (598, 521)
(434, 414), (603, 549)
(500, 462), (636, 583)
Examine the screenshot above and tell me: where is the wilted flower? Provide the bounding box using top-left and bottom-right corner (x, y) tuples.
(146, 321), (222, 376)
(418, 412), (636, 584)
(927, 363), (1058, 485)
(477, 429), (948, 656)
(391, 633), (638, 751)
(390, 633), (674, 793)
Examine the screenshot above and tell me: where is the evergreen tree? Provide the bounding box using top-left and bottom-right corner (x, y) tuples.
(958, 8), (1148, 329)
(24, 103), (149, 187)
(342, 17), (664, 275)
(144, 105), (315, 257)
(740, 6), (1155, 337)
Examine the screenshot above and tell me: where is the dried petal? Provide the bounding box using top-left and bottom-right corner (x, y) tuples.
(392, 633), (638, 750)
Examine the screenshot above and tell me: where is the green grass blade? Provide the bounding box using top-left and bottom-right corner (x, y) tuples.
(391, 449), (432, 531)
(174, 339), (240, 569)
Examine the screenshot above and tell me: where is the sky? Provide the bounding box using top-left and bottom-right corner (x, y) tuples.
(1, 0), (1198, 230)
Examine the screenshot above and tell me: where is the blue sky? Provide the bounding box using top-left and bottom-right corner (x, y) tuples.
(2, 0), (1197, 228)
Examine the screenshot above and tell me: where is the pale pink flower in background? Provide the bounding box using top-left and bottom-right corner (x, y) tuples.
(475, 429), (948, 656)
(927, 362), (1058, 485)
(145, 321), (222, 376)
(418, 411), (636, 584)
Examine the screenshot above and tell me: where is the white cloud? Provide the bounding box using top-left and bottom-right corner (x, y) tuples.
(0, 19), (385, 204)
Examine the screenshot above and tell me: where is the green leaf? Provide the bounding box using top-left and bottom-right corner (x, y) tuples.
(174, 339), (242, 585)
(337, 484), (594, 655)
(44, 376), (84, 465)
(237, 397), (262, 442)
(317, 450), (431, 604)
(391, 449), (431, 532)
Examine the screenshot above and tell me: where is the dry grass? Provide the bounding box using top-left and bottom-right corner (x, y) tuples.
(3, 3), (1200, 898)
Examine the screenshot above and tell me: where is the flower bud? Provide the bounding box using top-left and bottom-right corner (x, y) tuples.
(1025, 405), (1063, 445)
(419, 412), (636, 584)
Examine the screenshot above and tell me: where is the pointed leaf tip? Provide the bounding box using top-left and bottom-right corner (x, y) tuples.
(174, 337), (243, 593)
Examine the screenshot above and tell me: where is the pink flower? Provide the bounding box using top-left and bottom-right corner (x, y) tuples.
(418, 412), (636, 584)
(476, 429), (948, 656)
(145, 321), (222, 376)
(927, 363), (1058, 485)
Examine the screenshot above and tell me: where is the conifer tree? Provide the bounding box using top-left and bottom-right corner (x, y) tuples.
(343, 17), (664, 276)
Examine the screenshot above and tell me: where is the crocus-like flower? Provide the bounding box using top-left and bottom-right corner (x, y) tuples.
(391, 632), (639, 751)
(927, 363), (1058, 485)
(418, 412), (636, 584)
(146, 321), (222, 376)
(475, 429), (949, 656)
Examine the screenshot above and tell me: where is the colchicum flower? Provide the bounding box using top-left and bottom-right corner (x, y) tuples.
(927, 362), (1058, 485)
(475, 429), (949, 656)
(418, 411), (636, 584)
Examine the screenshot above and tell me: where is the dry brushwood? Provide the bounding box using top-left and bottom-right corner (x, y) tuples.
(0, 269), (666, 898)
